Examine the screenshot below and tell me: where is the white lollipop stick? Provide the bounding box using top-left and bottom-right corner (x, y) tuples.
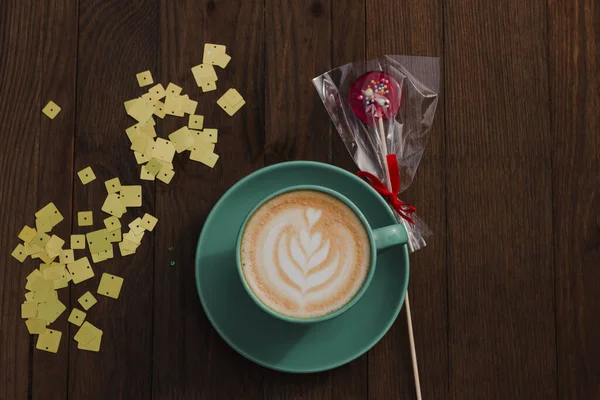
(377, 116), (422, 400)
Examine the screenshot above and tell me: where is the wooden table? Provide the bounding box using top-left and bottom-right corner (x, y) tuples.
(1, 0), (598, 399)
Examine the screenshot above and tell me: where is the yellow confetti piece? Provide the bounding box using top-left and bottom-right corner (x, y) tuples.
(42, 101), (61, 119)
(11, 244), (27, 262)
(104, 177), (121, 194)
(21, 302), (37, 319)
(77, 211), (93, 227)
(67, 257), (94, 284)
(71, 234), (85, 249)
(36, 329), (62, 353)
(154, 101), (166, 119)
(68, 308), (86, 326)
(156, 168), (175, 184)
(120, 185), (142, 207)
(86, 229), (111, 254)
(152, 138), (176, 162)
(128, 218), (145, 235)
(191, 64), (218, 86)
(134, 151), (151, 164)
(46, 234), (65, 252)
(165, 82), (182, 96)
(18, 226), (37, 243)
(217, 88), (245, 116)
(203, 43), (227, 64)
(169, 127), (195, 153)
(200, 80), (217, 93)
(108, 228), (122, 243)
(35, 217), (53, 233)
(78, 335), (102, 352)
(201, 128), (218, 143)
(102, 193), (126, 217)
(141, 213), (158, 231)
(188, 115), (204, 130)
(37, 298), (66, 324)
(136, 70), (154, 87)
(103, 216), (121, 231)
(126, 98), (155, 123)
(60, 249), (74, 264)
(97, 273), (124, 299)
(25, 318), (47, 335)
(148, 83), (166, 101)
(144, 159), (163, 176)
(190, 147), (219, 168)
(35, 202), (64, 227)
(78, 291), (97, 310)
(164, 94), (185, 117)
(77, 166), (96, 184)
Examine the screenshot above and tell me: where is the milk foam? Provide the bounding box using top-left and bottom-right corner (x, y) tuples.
(241, 190), (370, 319)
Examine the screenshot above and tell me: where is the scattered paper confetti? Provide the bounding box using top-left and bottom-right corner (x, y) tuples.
(78, 291), (97, 310)
(42, 101), (61, 119)
(68, 308), (86, 326)
(217, 88), (245, 116)
(36, 329), (62, 353)
(136, 70), (154, 87)
(97, 273), (124, 299)
(77, 167), (96, 185)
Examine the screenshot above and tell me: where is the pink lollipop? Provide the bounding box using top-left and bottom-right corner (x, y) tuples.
(349, 71), (401, 123)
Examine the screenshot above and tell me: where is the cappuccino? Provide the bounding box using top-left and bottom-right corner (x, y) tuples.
(240, 190), (371, 319)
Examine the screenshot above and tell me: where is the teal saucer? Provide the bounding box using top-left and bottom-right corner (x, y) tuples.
(195, 161), (409, 373)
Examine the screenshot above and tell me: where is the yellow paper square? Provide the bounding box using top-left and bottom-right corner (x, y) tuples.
(148, 83), (166, 100)
(154, 101), (166, 119)
(141, 92), (159, 106)
(35, 217), (53, 233)
(102, 193), (126, 217)
(166, 82), (182, 96)
(157, 169), (175, 184)
(103, 216), (121, 231)
(164, 94), (185, 117)
(136, 70), (153, 87)
(36, 329), (62, 353)
(78, 291), (97, 310)
(134, 151), (151, 164)
(128, 218), (144, 235)
(68, 308), (86, 326)
(201, 80), (217, 92)
(21, 302), (37, 318)
(140, 124), (157, 138)
(124, 98), (137, 112)
(128, 99), (155, 123)
(71, 234), (85, 249)
(35, 250), (56, 264)
(42, 264), (64, 280)
(141, 213), (158, 231)
(152, 138), (176, 162)
(46, 234), (65, 251)
(60, 249), (74, 264)
(78, 335), (102, 352)
(108, 228), (122, 243)
(26, 318), (47, 334)
(217, 89), (245, 116)
(203, 43), (227, 64)
(74, 321), (102, 345)
(201, 128), (218, 143)
(188, 115), (204, 130)
(11, 244), (27, 262)
(25, 242), (43, 256)
(77, 211), (93, 227)
(190, 149), (219, 168)
(67, 257), (94, 284)
(97, 273), (124, 299)
(91, 251), (107, 264)
(118, 241), (137, 256)
(143, 159), (162, 176)
(77, 166), (96, 184)
(86, 229), (111, 254)
(214, 53), (231, 69)
(185, 99), (198, 115)
(143, 138), (156, 158)
(120, 185), (142, 207)
(140, 166), (155, 181)
(104, 177), (121, 194)
(191, 64), (218, 86)
(19, 226), (37, 243)
(37, 298), (66, 324)
(42, 101), (61, 119)
(169, 127), (194, 153)
(36, 202), (64, 226)
(130, 135), (149, 153)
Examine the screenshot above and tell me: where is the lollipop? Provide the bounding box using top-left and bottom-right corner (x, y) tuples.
(350, 71), (422, 400)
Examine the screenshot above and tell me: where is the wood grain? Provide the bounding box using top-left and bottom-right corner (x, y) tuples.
(550, 0), (600, 399)
(330, 1), (369, 399)
(445, 1), (556, 398)
(365, 1), (448, 399)
(31, 0), (78, 399)
(68, 0), (157, 398)
(0, 0), (42, 398)
(152, 1), (264, 399)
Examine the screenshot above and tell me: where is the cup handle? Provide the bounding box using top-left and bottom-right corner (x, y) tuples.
(372, 224), (408, 251)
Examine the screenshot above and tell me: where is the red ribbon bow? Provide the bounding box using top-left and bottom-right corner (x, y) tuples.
(357, 154), (417, 224)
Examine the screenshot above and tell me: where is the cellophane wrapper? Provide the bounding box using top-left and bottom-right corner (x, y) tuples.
(312, 55), (440, 252)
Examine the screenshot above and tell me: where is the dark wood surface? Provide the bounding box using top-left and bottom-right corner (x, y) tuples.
(0, 0), (598, 399)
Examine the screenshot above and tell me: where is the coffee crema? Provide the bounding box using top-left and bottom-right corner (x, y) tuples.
(240, 190), (371, 319)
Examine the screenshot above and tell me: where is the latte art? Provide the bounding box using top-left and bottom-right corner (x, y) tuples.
(241, 190), (371, 319)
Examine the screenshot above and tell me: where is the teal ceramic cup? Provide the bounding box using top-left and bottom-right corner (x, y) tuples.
(236, 184), (408, 324)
